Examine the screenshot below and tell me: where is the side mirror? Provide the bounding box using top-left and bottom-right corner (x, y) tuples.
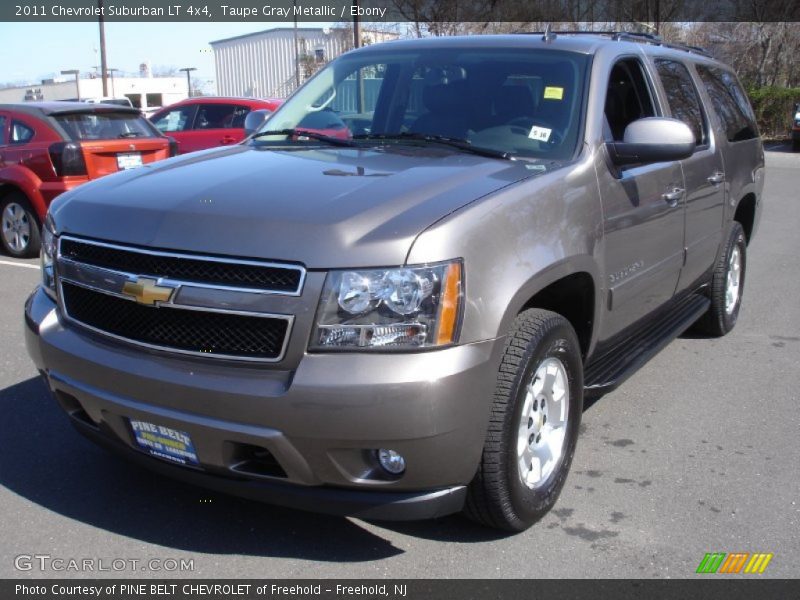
(606, 117), (695, 166)
(244, 109), (273, 136)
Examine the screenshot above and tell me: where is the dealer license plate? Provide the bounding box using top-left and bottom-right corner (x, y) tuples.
(117, 152), (143, 170)
(129, 419), (199, 466)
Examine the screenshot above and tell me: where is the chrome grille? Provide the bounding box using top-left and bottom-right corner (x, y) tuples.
(61, 282), (289, 359)
(56, 236), (298, 362)
(59, 237), (304, 295)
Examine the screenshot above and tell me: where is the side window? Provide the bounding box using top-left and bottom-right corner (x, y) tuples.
(10, 121), (34, 144)
(0, 115), (6, 144)
(696, 66), (758, 142)
(655, 59), (706, 146)
(230, 105), (251, 129)
(195, 104), (238, 130)
(604, 59), (657, 141)
(152, 106), (196, 133)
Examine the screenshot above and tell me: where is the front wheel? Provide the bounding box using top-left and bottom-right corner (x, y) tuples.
(464, 309), (583, 531)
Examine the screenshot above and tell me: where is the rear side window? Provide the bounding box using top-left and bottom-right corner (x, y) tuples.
(696, 66), (758, 142)
(655, 59), (706, 146)
(194, 104), (250, 129)
(54, 112), (156, 141)
(0, 115), (6, 143)
(10, 121), (34, 144)
(152, 105), (196, 132)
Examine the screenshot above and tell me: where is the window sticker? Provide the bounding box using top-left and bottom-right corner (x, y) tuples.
(543, 86), (564, 100)
(528, 125), (552, 142)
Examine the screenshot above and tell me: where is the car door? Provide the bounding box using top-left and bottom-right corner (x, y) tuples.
(597, 57), (686, 339)
(150, 104), (197, 154)
(0, 113), (8, 166)
(189, 103), (250, 151)
(1, 116), (38, 170)
(653, 58), (726, 292)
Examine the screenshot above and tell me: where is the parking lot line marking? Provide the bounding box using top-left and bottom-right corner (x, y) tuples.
(0, 259), (39, 270)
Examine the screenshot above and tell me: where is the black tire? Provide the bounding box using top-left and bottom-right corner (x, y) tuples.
(696, 222), (747, 337)
(464, 309), (583, 531)
(0, 192), (41, 258)
(793, 139), (800, 152)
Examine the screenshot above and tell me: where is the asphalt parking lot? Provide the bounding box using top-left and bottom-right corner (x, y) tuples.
(1, 146), (798, 579)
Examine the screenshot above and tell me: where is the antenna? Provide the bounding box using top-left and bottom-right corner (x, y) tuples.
(542, 24), (557, 42)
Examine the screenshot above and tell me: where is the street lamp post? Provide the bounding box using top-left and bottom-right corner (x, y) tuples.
(60, 69), (80, 100)
(179, 67), (197, 98)
(106, 68), (119, 97)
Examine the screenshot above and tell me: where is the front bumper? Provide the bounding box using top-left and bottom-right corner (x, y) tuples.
(25, 287), (503, 520)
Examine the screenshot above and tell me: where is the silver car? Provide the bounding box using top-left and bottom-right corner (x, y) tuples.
(25, 32), (764, 531)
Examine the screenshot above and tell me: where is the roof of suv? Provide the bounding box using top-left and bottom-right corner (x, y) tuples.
(0, 101), (140, 116)
(352, 32), (717, 63)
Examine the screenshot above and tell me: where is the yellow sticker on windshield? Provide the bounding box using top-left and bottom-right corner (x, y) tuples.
(544, 86), (564, 100)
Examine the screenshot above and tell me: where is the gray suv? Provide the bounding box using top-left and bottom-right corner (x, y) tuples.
(25, 32), (764, 531)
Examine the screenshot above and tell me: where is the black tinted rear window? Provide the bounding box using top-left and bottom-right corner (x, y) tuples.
(53, 112), (156, 141)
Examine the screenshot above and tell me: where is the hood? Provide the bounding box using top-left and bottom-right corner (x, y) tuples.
(51, 143), (552, 268)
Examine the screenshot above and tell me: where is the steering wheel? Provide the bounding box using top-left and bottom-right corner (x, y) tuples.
(507, 117), (565, 146)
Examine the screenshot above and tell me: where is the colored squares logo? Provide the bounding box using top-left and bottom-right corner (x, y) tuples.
(696, 552), (773, 574)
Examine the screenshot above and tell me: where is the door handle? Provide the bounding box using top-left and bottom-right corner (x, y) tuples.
(707, 171), (725, 185)
(662, 187), (684, 206)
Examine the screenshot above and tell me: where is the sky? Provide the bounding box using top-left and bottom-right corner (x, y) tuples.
(0, 21), (334, 88)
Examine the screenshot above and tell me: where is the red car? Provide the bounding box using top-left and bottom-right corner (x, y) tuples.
(149, 97), (283, 154)
(0, 102), (174, 257)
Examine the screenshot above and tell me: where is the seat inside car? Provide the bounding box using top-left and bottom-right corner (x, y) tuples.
(410, 78), (470, 139)
(492, 85), (536, 126)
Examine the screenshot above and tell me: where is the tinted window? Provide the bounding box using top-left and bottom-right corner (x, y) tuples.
(195, 104), (249, 130)
(0, 115), (6, 143)
(604, 59), (657, 141)
(697, 66), (758, 142)
(262, 48), (589, 160)
(152, 106), (196, 132)
(655, 60), (706, 146)
(54, 112), (156, 140)
(10, 121), (34, 144)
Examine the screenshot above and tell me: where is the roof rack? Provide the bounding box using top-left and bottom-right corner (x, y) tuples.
(522, 30), (712, 58)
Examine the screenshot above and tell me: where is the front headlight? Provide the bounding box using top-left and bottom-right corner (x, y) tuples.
(310, 261), (463, 350)
(40, 214), (57, 300)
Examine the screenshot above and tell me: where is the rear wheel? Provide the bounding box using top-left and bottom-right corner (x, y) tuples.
(464, 309), (583, 531)
(1, 192), (41, 258)
(696, 222), (746, 336)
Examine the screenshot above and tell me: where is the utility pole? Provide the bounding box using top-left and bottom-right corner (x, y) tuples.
(98, 0), (108, 96)
(353, 0), (360, 49)
(293, 0), (300, 89)
(180, 67), (197, 97)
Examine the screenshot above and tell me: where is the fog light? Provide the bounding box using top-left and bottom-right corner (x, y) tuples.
(377, 449), (406, 475)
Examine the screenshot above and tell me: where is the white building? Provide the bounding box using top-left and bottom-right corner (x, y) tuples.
(0, 76), (187, 110)
(211, 27), (398, 98)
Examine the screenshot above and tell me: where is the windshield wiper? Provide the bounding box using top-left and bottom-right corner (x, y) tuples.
(251, 128), (356, 147)
(353, 132), (512, 160)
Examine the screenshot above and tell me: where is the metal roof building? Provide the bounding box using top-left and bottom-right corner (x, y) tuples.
(210, 27), (398, 98)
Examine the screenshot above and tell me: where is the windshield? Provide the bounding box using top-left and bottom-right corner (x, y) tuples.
(257, 46), (589, 160)
(53, 112), (157, 141)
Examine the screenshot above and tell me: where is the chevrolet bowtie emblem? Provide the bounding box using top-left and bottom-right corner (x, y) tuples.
(122, 277), (176, 306)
